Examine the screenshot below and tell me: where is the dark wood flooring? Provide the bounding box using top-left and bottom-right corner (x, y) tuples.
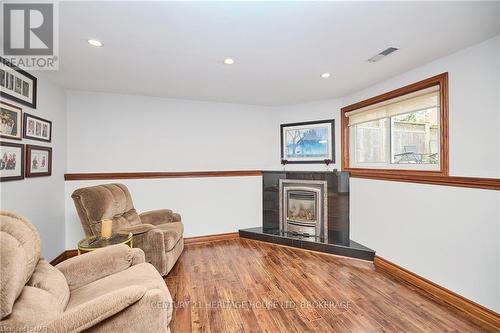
(165, 238), (489, 332)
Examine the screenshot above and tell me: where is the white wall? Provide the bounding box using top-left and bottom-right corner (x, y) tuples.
(270, 98), (343, 172)
(351, 179), (500, 311)
(0, 73), (67, 260)
(65, 177), (261, 247)
(64, 36), (500, 311)
(66, 92), (275, 172)
(270, 36), (500, 312)
(347, 36), (500, 312)
(65, 92), (271, 247)
(343, 36), (500, 178)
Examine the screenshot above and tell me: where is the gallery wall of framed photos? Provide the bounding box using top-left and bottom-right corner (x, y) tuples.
(0, 57), (52, 182)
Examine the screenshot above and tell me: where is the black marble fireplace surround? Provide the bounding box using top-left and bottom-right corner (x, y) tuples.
(239, 171), (375, 261)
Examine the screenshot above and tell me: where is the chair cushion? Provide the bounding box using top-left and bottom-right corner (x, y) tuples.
(0, 286), (60, 330)
(66, 263), (171, 310)
(27, 260), (70, 312)
(72, 184), (141, 236)
(155, 222), (183, 251)
(0, 211), (41, 319)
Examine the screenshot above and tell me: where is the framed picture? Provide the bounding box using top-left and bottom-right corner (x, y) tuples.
(0, 101), (22, 140)
(0, 142), (24, 181)
(280, 119), (335, 164)
(23, 113), (52, 142)
(26, 145), (52, 177)
(0, 57), (37, 108)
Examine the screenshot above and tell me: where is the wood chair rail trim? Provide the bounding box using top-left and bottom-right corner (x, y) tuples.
(64, 170), (263, 181)
(351, 172), (500, 190)
(64, 170), (500, 190)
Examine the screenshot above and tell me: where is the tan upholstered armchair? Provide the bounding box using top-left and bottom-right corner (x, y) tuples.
(71, 183), (184, 276)
(0, 211), (172, 333)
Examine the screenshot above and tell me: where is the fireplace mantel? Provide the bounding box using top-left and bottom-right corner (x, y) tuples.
(239, 170), (375, 261)
(262, 170), (350, 244)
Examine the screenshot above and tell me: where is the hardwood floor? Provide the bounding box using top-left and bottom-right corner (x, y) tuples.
(165, 238), (491, 332)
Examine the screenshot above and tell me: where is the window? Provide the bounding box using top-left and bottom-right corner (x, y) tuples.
(341, 73), (448, 177)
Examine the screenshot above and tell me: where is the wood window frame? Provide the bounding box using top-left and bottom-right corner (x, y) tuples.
(341, 72), (449, 180)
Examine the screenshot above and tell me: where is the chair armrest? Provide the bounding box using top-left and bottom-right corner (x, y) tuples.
(45, 285), (146, 332)
(56, 244), (145, 290)
(118, 223), (157, 235)
(130, 248), (145, 265)
(140, 209), (181, 225)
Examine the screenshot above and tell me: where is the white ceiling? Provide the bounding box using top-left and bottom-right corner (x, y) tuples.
(47, 1), (500, 106)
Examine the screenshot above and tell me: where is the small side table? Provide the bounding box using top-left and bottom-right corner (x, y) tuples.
(77, 232), (133, 255)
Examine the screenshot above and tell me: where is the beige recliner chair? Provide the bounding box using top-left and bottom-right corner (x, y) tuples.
(71, 183), (184, 276)
(0, 210), (173, 332)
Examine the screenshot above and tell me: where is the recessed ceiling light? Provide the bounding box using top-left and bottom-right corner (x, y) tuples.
(321, 72), (331, 79)
(223, 58), (235, 65)
(87, 39), (103, 47)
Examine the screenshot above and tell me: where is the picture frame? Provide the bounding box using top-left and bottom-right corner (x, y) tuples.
(0, 142), (24, 181)
(23, 113), (52, 142)
(280, 119), (335, 164)
(26, 145), (52, 177)
(0, 100), (22, 140)
(0, 57), (37, 109)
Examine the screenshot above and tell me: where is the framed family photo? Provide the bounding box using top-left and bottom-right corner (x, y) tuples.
(280, 119), (335, 164)
(26, 145), (52, 177)
(0, 142), (24, 181)
(24, 113), (52, 142)
(0, 57), (37, 108)
(0, 101), (22, 140)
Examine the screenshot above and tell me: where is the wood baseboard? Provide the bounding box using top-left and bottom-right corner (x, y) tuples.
(49, 233), (240, 264)
(374, 256), (500, 331)
(50, 249), (78, 265)
(184, 232), (239, 245)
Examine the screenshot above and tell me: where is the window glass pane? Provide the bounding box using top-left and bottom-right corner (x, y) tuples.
(391, 108), (439, 164)
(352, 118), (388, 164)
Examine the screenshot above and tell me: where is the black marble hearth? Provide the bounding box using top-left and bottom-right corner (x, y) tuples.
(239, 227), (375, 261)
(239, 171), (375, 261)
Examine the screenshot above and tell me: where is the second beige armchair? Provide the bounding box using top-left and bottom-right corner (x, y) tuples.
(72, 183), (184, 276)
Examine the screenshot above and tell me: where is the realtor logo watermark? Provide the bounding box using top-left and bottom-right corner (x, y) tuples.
(1, 1), (59, 70)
